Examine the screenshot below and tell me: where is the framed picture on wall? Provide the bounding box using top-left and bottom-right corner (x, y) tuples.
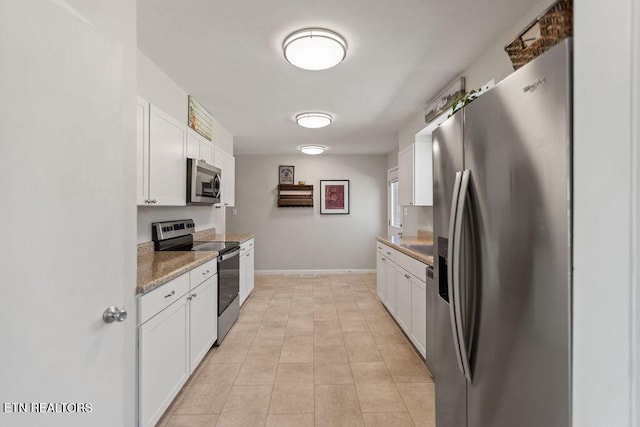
(320, 180), (350, 215)
(279, 165), (295, 185)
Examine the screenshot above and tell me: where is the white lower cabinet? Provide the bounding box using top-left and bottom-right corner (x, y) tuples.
(189, 275), (217, 371)
(396, 271), (412, 334)
(375, 241), (428, 359)
(376, 252), (387, 302)
(411, 278), (427, 357)
(239, 239), (255, 306)
(138, 259), (218, 427)
(138, 292), (189, 427)
(385, 261), (397, 315)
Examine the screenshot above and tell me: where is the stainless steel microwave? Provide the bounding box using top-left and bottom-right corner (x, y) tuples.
(187, 158), (221, 205)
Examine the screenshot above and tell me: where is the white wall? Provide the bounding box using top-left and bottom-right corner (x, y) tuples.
(227, 155), (387, 272)
(386, 150), (398, 170)
(136, 52), (234, 242)
(395, 0), (556, 237)
(137, 52), (234, 154)
(398, 0), (556, 152)
(573, 0), (638, 425)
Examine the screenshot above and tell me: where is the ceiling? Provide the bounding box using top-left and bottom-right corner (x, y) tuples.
(137, 0), (539, 155)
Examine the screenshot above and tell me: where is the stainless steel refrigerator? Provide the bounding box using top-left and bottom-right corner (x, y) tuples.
(432, 39), (572, 427)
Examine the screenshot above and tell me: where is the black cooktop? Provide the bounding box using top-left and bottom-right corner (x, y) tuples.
(160, 239), (239, 253)
(190, 241), (239, 253)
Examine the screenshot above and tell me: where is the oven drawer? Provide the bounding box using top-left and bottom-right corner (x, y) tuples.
(138, 273), (190, 325)
(190, 259), (217, 288)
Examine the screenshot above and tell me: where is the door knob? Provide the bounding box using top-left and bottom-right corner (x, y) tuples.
(103, 306), (128, 324)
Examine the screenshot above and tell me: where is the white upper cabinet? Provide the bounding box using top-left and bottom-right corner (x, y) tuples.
(148, 105), (187, 206)
(215, 147), (235, 208)
(187, 129), (215, 165)
(398, 138), (433, 206)
(186, 129), (200, 159)
(137, 97), (150, 205)
(137, 101), (187, 206)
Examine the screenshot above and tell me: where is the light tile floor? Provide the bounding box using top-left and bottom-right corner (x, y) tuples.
(157, 273), (435, 427)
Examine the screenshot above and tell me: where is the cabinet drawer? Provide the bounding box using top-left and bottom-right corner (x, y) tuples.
(139, 273), (190, 325)
(190, 259), (217, 287)
(395, 251), (427, 283)
(240, 238), (254, 253)
(377, 243), (395, 261)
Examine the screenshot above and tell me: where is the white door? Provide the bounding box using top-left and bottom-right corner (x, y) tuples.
(0, 1), (135, 426)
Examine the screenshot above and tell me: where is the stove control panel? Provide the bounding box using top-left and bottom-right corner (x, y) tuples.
(152, 219), (195, 242)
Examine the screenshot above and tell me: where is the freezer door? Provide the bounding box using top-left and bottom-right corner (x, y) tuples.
(463, 40), (571, 427)
(432, 113), (467, 427)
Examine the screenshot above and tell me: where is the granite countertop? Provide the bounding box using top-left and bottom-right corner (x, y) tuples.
(136, 229), (255, 295)
(136, 250), (218, 295)
(377, 234), (435, 267)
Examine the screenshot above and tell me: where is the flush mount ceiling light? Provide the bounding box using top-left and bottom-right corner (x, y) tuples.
(299, 145), (326, 155)
(283, 28), (347, 71)
(295, 112), (332, 129)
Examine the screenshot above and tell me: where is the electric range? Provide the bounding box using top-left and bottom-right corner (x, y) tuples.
(151, 219), (240, 344)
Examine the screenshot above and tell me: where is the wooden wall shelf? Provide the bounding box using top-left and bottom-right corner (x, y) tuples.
(278, 184), (314, 207)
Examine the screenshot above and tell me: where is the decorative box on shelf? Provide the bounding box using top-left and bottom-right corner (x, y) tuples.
(277, 184), (314, 207)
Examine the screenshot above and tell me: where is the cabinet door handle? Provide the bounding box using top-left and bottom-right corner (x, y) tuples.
(404, 274), (411, 279)
(192, 293), (197, 299)
(381, 257), (387, 261)
(202, 270), (210, 275)
(386, 252), (391, 256)
(164, 290), (175, 298)
(246, 253), (250, 257)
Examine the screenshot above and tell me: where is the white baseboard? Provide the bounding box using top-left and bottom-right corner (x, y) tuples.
(255, 269), (376, 276)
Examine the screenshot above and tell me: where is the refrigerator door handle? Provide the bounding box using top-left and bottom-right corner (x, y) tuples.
(453, 169), (473, 383)
(447, 171), (465, 376)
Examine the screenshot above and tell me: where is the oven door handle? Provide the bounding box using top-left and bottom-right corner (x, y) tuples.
(219, 247), (240, 261)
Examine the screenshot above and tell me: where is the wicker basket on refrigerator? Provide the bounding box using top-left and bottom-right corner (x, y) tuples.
(505, 0), (573, 70)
